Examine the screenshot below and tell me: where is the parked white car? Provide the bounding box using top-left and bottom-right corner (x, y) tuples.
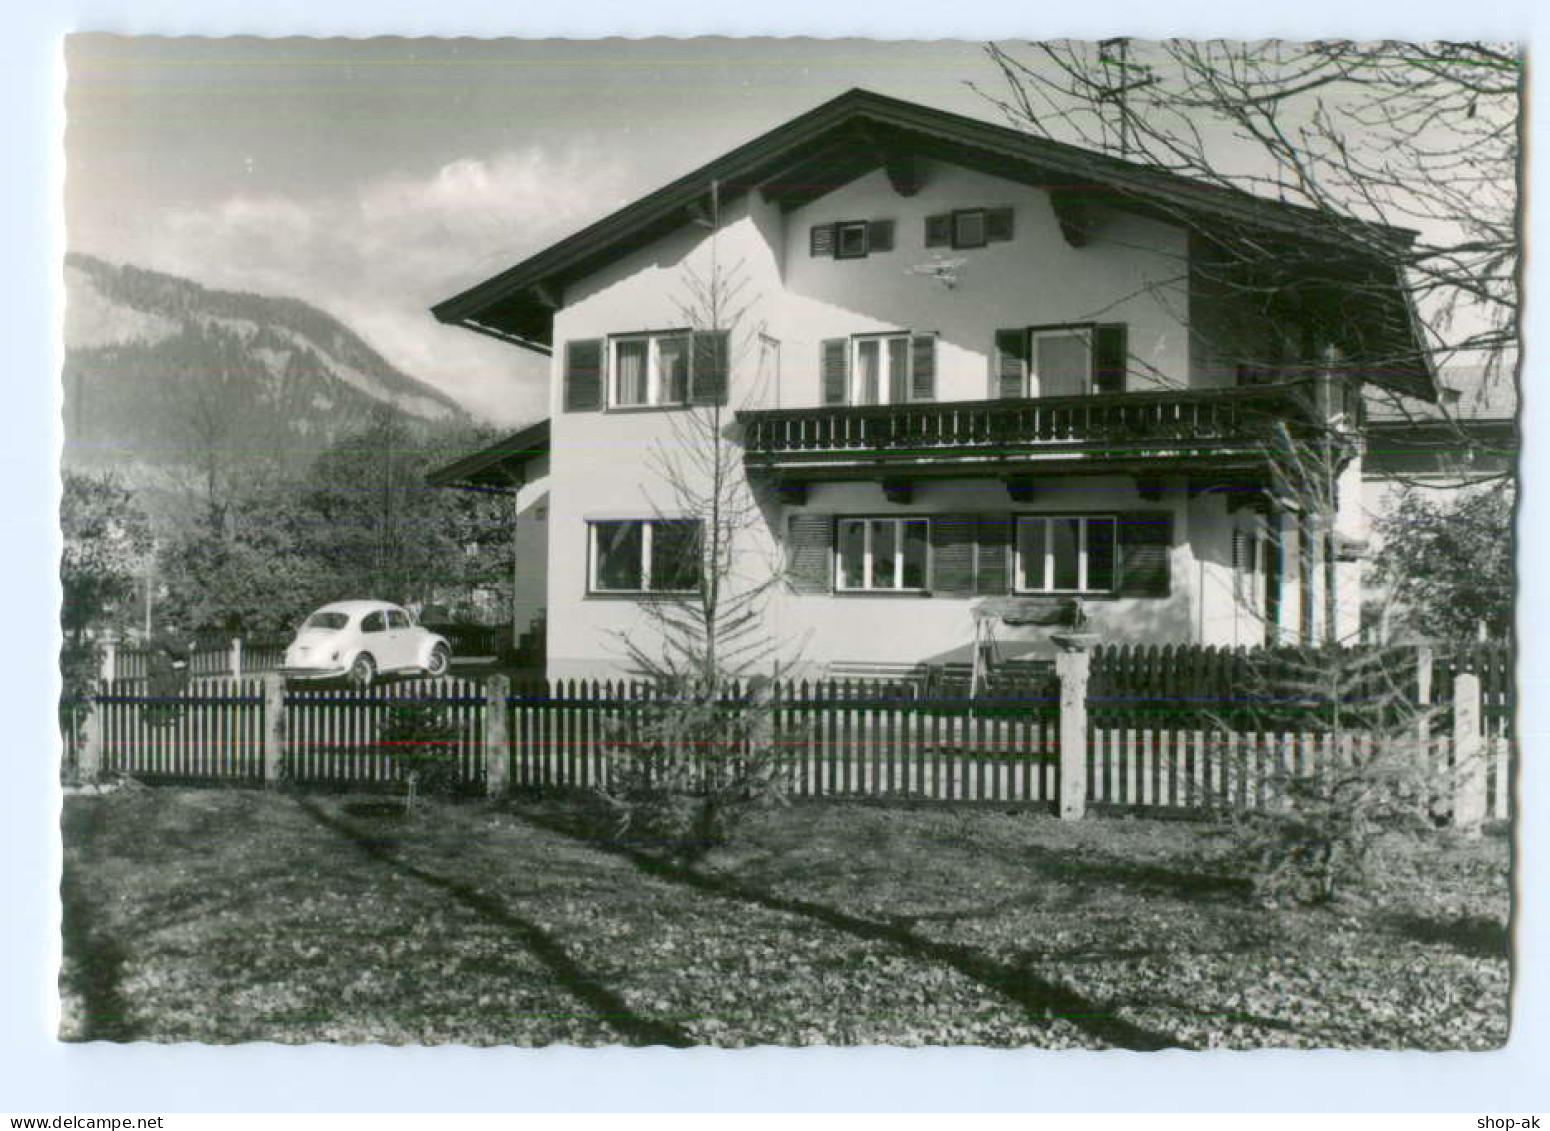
(281, 600), (451, 687)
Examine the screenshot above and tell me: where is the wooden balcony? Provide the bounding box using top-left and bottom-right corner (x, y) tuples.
(738, 381), (1321, 485)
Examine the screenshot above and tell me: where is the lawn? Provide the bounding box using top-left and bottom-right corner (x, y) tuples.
(60, 787), (1510, 1048)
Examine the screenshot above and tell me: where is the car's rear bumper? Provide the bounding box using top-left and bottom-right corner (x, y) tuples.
(279, 666), (349, 681)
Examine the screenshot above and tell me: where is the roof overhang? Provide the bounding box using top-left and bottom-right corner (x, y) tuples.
(425, 419), (550, 492)
(432, 87), (1437, 400)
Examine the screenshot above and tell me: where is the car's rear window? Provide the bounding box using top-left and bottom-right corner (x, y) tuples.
(304, 612), (350, 630)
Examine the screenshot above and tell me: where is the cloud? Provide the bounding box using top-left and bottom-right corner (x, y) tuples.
(73, 142), (634, 425)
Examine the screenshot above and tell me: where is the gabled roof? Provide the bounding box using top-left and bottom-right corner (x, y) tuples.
(433, 87), (1436, 399)
(425, 419), (549, 491)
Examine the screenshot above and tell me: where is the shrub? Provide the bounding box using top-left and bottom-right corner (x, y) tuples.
(378, 704), (465, 811)
(1216, 644), (1446, 904)
(597, 678), (790, 862)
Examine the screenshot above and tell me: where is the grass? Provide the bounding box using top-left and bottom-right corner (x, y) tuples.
(60, 787), (1510, 1048)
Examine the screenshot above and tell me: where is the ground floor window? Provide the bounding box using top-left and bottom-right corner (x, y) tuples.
(837, 517), (929, 592)
(588, 519), (702, 594)
(1014, 516), (1117, 593)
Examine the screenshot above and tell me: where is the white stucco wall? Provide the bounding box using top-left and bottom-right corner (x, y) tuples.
(778, 162), (1191, 404)
(511, 456), (550, 646)
(535, 161), (1319, 676)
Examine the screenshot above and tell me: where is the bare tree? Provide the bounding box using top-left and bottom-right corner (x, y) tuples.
(974, 40), (1521, 428)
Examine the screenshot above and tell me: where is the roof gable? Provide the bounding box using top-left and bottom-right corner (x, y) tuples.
(432, 87), (1435, 399)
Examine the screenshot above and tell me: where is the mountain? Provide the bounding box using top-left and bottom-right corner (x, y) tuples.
(62, 253), (473, 478)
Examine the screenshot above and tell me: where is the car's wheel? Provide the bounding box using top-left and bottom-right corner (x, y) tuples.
(424, 643), (450, 678)
(348, 653), (376, 689)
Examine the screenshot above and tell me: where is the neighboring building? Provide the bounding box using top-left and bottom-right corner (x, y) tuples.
(428, 89), (1435, 680)
(1360, 366), (1517, 638)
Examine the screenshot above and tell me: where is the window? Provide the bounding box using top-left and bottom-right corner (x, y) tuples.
(810, 219), (894, 259)
(822, 332), (936, 405)
(611, 332), (691, 408)
(994, 323), (1127, 398)
(852, 334), (910, 405)
(837, 518), (929, 592)
(1032, 328), (1092, 397)
(953, 209), (987, 249)
(1015, 516), (1117, 593)
(360, 611), (387, 634)
(927, 207), (1015, 250)
(836, 221), (870, 259)
(386, 609), (411, 630)
(588, 519), (702, 595)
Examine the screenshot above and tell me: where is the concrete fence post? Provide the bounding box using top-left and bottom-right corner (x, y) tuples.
(101, 639), (117, 684)
(485, 674), (511, 799)
(1054, 633), (1097, 821)
(230, 637), (243, 679)
(1453, 671), (1486, 835)
(262, 673), (287, 787)
(78, 701), (103, 784)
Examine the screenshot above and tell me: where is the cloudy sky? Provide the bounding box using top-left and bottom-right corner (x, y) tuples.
(65, 35), (1003, 426)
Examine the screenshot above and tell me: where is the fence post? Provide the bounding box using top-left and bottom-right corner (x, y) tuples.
(101, 638), (117, 684)
(262, 673), (287, 788)
(1453, 671), (1486, 835)
(1054, 633), (1096, 821)
(230, 637), (243, 679)
(485, 674), (511, 799)
(78, 699), (103, 784)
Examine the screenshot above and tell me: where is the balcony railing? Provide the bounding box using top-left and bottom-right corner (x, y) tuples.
(738, 381), (1318, 467)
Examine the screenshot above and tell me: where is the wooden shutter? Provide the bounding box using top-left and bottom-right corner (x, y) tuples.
(1093, 323), (1127, 394)
(786, 515), (833, 594)
(986, 207), (1015, 243)
(868, 219), (895, 253)
(930, 515), (975, 596)
(809, 223), (837, 257)
(909, 334), (936, 401)
(973, 517), (1012, 595)
(563, 339), (604, 412)
(689, 330), (730, 405)
(821, 338), (849, 405)
(925, 213), (951, 248)
(1118, 512), (1173, 597)
(994, 329), (1029, 399)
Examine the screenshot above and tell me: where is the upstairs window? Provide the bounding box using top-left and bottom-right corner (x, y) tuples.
(810, 219), (895, 259)
(611, 332), (690, 408)
(821, 332), (937, 405)
(926, 207), (1015, 250)
(993, 323), (1128, 398)
(588, 519), (702, 595)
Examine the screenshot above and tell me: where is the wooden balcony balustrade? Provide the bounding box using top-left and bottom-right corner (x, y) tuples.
(738, 381), (1321, 470)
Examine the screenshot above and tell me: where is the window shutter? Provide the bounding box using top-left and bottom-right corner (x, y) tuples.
(1232, 529), (1248, 571)
(563, 339), (604, 412)
(994, 329), (1029, 399)
(1094, 323), (1127, 395)
(809, 223), (837, 257)
(930, 515), (975, 596)
(868, 219), (895, 253)
(821, 338), (849, 405)
(925, 213), (951, 248)
(1118, 512), (1173, 597)
(973, 517), (1012, 595)
(909, 334), (937, 401)
(986, 207), (1015, 243)
(690, 330), (730, 405)
(786, 515), (833, 594)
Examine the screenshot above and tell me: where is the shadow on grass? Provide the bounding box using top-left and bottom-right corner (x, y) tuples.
(514, 806), (1189, 1051)
(60, 803), (138, 1043)
(293, 797), (694, 1048)
(1386, 911), (1510, 960)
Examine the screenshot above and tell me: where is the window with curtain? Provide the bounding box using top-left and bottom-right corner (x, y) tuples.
(610, 333), (692, 408)
(1015, 516), (1117, 593)
(836, 518), (930, 592)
